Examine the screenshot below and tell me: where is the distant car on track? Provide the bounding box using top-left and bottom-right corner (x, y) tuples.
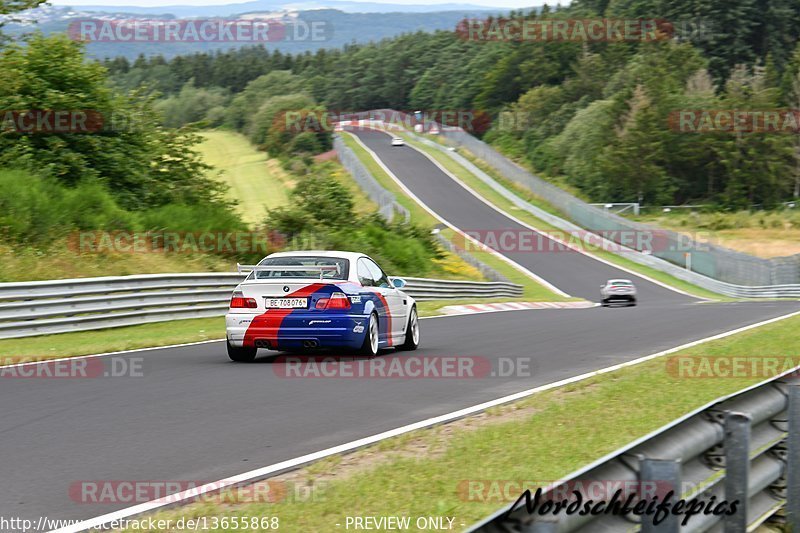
(600, 279), (637, 307)
(391, 137), (405, 146)
(225, 251), (419, 361)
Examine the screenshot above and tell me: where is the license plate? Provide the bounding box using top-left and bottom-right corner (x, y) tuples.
(265, 297), (308, 309)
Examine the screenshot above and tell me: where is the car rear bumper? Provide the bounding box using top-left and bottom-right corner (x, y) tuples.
(602, 294), (637, 302)
(226, 312), (370, 349)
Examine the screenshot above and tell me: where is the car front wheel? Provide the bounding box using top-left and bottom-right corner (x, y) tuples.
(358, 312), (379, 358)
(398, 306), (419, 351)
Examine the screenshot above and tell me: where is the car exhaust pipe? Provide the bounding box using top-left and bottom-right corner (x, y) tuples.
(303, 340), (319, 348)
(254, 340), (271, 349)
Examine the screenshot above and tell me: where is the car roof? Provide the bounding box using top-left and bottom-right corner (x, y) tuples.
(608, 279), (634, 284)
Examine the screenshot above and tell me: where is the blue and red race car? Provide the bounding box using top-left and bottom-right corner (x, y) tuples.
(225, 251), (419, 361)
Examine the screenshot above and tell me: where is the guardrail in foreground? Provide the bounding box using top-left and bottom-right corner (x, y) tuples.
(469, 371), (800, 532)
(0, 273), (523, 339)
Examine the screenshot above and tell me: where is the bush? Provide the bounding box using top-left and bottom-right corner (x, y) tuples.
(0, 169), (137, 243)
(265, 166), (443, 276)
(139, 203), (246, 233)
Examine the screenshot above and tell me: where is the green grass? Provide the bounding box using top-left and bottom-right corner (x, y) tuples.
(402, 135), (729, 301)
(198, 131), (291, 225)
(629, 211), (800, 259)
(120, 311), (800, 533)
(0, 317), (225, 364)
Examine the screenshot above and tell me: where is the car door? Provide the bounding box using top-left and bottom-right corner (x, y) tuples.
(362, 257), (407, 342)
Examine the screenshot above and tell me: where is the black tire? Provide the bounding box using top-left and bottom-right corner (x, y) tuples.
(227, 341), (257, 362)
(397, 306), (419, 351)
(358, 312), (379, 358)
(601, 299), (609, 307)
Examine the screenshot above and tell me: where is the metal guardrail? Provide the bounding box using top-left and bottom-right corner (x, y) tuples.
(0, 273), (522, 339)
(333, 134), (410, 223)
(469, 372), (800, 533)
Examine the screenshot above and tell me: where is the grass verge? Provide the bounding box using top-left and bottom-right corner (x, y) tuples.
(119, 312), (800, 533)
(198, 131), (291, 225)
(0, 317), (225, 364)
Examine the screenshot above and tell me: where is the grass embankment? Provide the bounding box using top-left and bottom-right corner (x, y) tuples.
(340, 132), (572, 302)
(0, 243), (234, 282)
(629, 210), (800, 259)
(0, 317), (225, 364)
(119, 311), (800, 533)
(198, 131), (292, 225)
(401, 133), (727, 301)
(0, 133), (287, 282)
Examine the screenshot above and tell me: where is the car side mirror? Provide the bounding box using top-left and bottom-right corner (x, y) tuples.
(391, 277), (406, 289)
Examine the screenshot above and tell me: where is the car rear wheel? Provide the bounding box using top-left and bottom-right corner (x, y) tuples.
(227, 341), (257, 362)
(358, 312), (379, 358)
(397, 306), (419, 351)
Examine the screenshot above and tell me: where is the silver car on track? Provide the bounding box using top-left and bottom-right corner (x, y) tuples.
(600, 279), (637, 306)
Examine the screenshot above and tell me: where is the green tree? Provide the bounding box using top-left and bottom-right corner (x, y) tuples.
(0, 34), (230, 211)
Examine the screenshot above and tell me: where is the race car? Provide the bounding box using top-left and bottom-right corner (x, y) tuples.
(225, 251), (419, 361)
(391, 137), (405, 146)
(600, 279), (637, 307)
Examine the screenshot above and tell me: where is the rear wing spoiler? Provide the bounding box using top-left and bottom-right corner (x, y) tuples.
(237, 263), (341, 280)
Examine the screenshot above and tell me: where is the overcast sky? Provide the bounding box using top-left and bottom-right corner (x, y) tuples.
(49, 0), (551, 8)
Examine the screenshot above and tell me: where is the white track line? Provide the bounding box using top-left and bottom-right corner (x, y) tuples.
(49, 308), (800, 533)
(346, 130), (570, 298)
(397, 132), (703, 299)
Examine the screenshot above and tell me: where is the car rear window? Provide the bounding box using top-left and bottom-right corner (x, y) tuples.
(252, 256), (349, 280)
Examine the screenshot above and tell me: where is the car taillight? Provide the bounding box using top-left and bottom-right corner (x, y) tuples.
(230, 291), (257, 308)
(315, 292), (351, 310)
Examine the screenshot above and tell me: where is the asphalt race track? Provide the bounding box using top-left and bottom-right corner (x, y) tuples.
(2, 129), (797, 528)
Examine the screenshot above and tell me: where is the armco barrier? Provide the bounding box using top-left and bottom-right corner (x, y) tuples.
(470, 372), (800, 532)
(334, 134), (410, 223)
(0, 273), (522, 339)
